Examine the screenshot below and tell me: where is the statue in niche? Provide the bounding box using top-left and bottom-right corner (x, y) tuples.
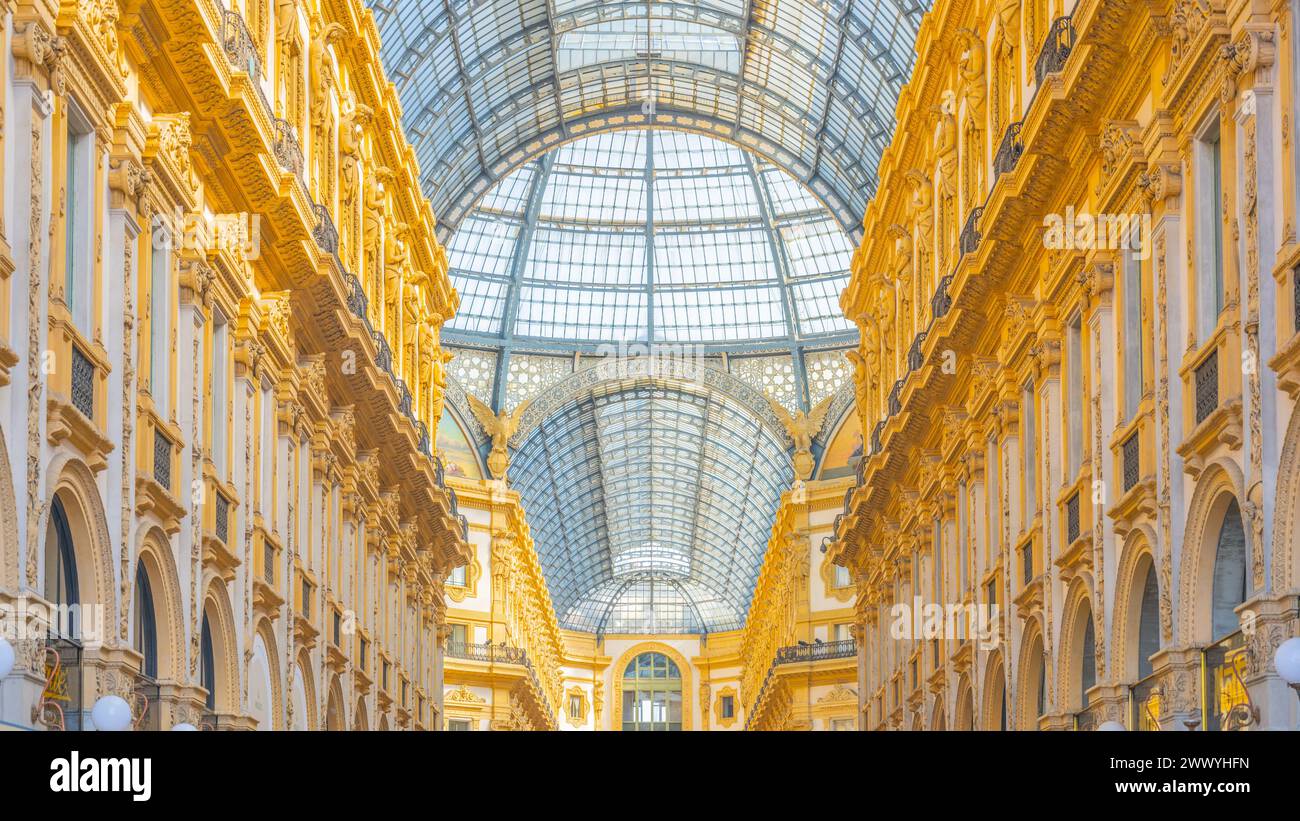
(383, 222), (409, 336)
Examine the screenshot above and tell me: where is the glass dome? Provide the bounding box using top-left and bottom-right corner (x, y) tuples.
(443, 129), (856, 352)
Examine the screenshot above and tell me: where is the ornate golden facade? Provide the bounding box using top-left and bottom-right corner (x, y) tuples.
(828, 0), (1300, 730)
(0, 0), (468, 730)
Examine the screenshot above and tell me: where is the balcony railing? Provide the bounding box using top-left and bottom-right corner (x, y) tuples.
(1034, 17), (1076, 86)
(775, 639), (857, 664)
(219, 9), (262, 86)
(153, 428), (172, 492)
(344, 273), (368, 322)
(1121, 431), (1140, 493)
(311, 204), (339, 254)
(994, 121), (1024, 178)
(870, 420), (884, 456)
(907, 330), (928, 372)
(888, 379), (903, 416)
(445, 641), (528, 665)
(959, 206), (983, 257)
(272, 118), (304, 178)
(1194, 348), (1219, 425)
(931, 275), (953, 320)
(70, 344), (94, 420)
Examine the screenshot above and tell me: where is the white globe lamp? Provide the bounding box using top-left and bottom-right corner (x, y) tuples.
(91, 694), (133, 731)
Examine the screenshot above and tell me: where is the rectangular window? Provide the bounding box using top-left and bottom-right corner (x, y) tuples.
(720, 695), (734, 719)
(1021, 381), (1036, 526)
(1196, 121), (1225, 341)
(932, 517), (942, 603)
(448, 623), (467, 652)
(833, 623), (852, 642)
(1123, 248), (1145, 421)
(1066, 315), (1083, 479)
(987, 434), (999, 564)
(211, 310), (229, 479)
(447, 718), (471, 732)
(569, 694), (583, 720)
(833, 563), (851, 588)
(64, 102), (95, 334)
(830, 718), (855, 731)
(957, 481), (968, 592)
(448, 564), (467, 587)
(150, 232), (171, 407)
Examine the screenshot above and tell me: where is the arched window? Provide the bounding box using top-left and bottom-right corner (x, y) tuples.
(621, 652), (682, 731)
(44, 496), (79, 639)
(200, 610), (216, 711)
(134, 563), (158, 679)
(1210, 499), (1247, 640)
(1137, 564), (1160, 678)
(1080, 612), (1095, 707)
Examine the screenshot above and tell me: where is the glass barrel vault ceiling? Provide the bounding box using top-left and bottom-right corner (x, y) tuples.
(445, 129), (856, 350)
(510, 380), (793, 634)
(367, 0), (932, 242)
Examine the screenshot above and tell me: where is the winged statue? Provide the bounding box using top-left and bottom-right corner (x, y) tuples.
(765, 394), (834, 481)
(467, 394), (531, 481)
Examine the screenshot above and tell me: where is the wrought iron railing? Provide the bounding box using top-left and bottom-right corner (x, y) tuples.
(396, 380), (413, 417)
(445, 641), (528, 665)
(272, 118), (304, 178)
(372, 332), (393, 374)
(1121, 431), (1140, 493)
(888, 379), (903, 416)
(931, 275), (953, 320)
(907, 330), (927, 372)
(448, 486), (460, 520)
(1194, 348), (1219, 425)
(458, 514), (469, 539)
(214, 493), (230, 544)
(70, 344), (94, 420)
(416, 421), (431, 456)
(1034, 16), (1076, 86)
(311, 203), (339, 254)
(344, 273), (368, 321)
(219, 9), (262, 86)
(1065, 491), (1080, 545)
(994, 121), (1024, 178)
(959, 206), (983, 257)
(433, 456), (446, 488)
(870, 420), (884, 456)
(775, 639), (857, 664)
(153, 428), (172, 492)
(842, 487), (854, 515)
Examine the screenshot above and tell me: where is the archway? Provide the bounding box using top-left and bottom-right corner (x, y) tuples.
(325, 676), (345, 731)
(1018, 622), (1047, 730)
(247, 626), (279, 730)
(1180, 462), (1250, 646)
(953, 676), (974, 731)
(353, 698), (369, 731)
(611, 642), (694, 731)
(981, 651), (1007, 731)
(1060, 583), (1097, 712)
(199, 578), (239, 714)
(1112, 528), (1163, 683)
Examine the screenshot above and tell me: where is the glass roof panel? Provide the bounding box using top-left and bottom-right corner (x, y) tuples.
(442, 128), (855, 350)
(511, 380), (792, 634)
(368, 0), (932, 237)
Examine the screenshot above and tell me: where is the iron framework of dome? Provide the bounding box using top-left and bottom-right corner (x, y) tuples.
(508, 377), (793, 634)
(368, 0), (930, 241)
(443, 129), (857, 357)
